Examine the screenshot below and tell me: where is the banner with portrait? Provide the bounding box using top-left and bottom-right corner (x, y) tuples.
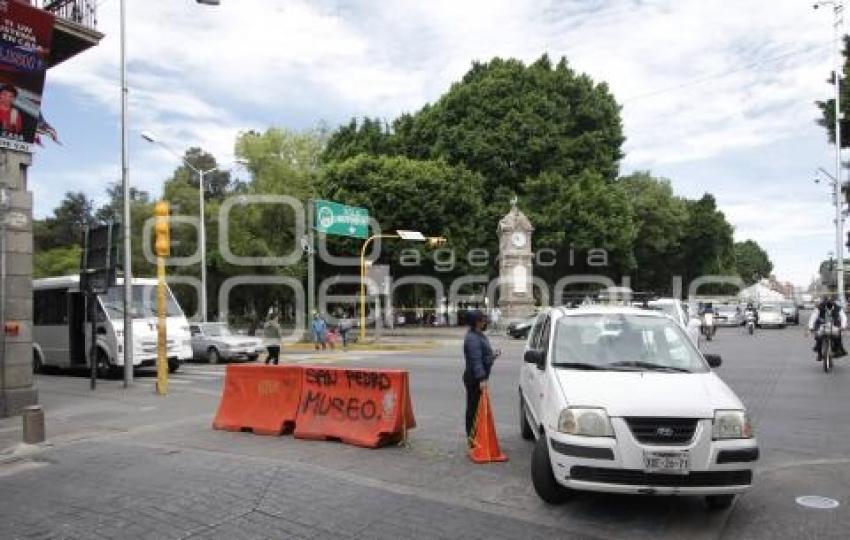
(0, 0), (55, 152)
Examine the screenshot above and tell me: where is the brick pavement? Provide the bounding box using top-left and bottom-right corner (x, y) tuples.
(0, 440), (594, 540)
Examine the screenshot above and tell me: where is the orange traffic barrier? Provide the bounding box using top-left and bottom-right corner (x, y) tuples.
(213, 364), (302, 435)
(468, 388), (508, 463)
(294, 367), (416, 448)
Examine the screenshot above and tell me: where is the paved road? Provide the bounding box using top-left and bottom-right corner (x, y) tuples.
(0, 324), (848, 539)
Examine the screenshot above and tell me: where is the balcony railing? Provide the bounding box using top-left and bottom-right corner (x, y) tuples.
(29, 0), (97, 30)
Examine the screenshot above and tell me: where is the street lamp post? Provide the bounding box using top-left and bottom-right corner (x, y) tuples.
(816, 0), (846, 304)
(120, 0), (132, 387)
(141, 131), (246, 322)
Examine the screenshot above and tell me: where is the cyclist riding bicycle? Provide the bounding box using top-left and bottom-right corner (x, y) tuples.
(808, 296), (848, 361)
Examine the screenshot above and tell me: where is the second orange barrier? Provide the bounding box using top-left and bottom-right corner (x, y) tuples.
(294, 366), (416, 448)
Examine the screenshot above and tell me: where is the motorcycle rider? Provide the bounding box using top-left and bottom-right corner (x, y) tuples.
(808, 296), (848, 361)
(699, 302), (716, 338)
(744, 302), (758, 327)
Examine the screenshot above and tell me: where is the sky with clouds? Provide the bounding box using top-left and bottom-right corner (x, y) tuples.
(35, 0), (843, 286)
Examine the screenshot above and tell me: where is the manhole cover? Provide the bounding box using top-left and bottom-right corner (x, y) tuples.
(796, 496), (840, 509)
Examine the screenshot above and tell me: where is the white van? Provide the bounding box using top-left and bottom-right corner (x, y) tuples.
(32, 276), (192, 375)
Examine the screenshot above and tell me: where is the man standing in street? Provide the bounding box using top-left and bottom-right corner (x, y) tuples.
(311, 312), (328, 351)
(263, 314), (281, 365)
(462, 310), (500, 441)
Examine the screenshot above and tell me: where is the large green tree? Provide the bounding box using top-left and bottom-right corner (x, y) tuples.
(620, 172), (690, 294)
(322, 55), (628, 278)
(393, 55), (624, 203)
(523, 170), (636, 286)
(679, 194), (736, 289)
(734, 240), (773, 285)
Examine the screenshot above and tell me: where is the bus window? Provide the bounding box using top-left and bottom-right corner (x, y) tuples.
(33, 289), (69, 326)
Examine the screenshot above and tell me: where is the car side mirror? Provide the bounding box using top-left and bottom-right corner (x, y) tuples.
(524, 349), (545, 369)
(705, 354), (722, 368)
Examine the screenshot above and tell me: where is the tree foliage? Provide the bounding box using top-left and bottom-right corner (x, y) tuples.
(393, 55), (624, 203)
(34, 245), (81, 278)
(817, 35), (850, 147)
(679, 194), (736, 289)
(320, 154), (489, 280)
(734, 240), (773, 284)
(619, 172), (690, 293)
(34, 191), (94, 251)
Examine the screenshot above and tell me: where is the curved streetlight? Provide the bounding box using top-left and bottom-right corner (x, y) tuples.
(141, 131), (247, 322)
(359, 232), (446, 341)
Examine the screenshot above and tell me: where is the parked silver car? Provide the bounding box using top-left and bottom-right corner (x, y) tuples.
(189, 322), (262, 363)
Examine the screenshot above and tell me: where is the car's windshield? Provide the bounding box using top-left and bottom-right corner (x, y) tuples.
(99, 285), (184, 320)
(553, 314), (708, 373)
(760, 305), (780, 313)
(203, 324), (232, 337)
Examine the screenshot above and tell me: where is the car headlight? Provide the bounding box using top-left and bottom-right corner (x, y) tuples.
(712, 410), (754, 440)
(557, 407), (614, 437)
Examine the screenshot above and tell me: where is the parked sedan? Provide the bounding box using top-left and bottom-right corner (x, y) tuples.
(756, 305), (785, 329)
(189, 322), (262, 363)
(519, 306), (758, 510)
(507, 316), (537, 339)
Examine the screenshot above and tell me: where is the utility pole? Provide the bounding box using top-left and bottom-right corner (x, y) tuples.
(833, 1), (846, 305)
(198, 169), (208, 322)
(120, 0), (133, 387)
(816, 1), (847, 303)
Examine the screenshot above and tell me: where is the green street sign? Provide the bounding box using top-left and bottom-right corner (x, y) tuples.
(314, 199), (370, 239)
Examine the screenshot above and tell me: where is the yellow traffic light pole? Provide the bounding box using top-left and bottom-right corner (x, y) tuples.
(359, 234), (446, 342)
(154, 201), (170, 395)
(359, 234), (396, 342)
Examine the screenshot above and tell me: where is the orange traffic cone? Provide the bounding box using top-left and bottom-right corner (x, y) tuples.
(468, 387), (508, 463)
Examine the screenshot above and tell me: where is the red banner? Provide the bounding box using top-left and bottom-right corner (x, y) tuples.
(0, 1), (55, 151)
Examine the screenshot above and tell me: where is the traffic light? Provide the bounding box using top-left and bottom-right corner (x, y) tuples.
(154, 200), (170, 257)
(427, 236), (447, 247)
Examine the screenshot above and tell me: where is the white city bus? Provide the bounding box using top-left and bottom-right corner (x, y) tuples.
(32, 275), (192, 375)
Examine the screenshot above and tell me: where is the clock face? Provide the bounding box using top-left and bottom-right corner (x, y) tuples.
(511, 232), (527, 248)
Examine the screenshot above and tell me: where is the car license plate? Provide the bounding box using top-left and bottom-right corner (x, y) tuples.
(643, 451), (689, 475)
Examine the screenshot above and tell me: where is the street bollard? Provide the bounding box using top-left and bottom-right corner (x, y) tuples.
(22, 405), (45, 444)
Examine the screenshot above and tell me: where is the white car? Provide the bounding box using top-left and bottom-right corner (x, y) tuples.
(519, 307), (758, 510)
(756, 305), (785, 329)
(646, 298), (701, 345)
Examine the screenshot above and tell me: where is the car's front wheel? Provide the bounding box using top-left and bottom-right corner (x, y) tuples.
(207, 347), (221, 364)
(531, 435), (571, 504)
(705, 494), (735, 510)
(518, 391), (534, 441)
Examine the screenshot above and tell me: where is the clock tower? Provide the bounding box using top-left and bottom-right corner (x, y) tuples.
(497, 198), (535, 320)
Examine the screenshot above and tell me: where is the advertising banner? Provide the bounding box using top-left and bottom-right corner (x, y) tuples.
(0, 1), (55, 152)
